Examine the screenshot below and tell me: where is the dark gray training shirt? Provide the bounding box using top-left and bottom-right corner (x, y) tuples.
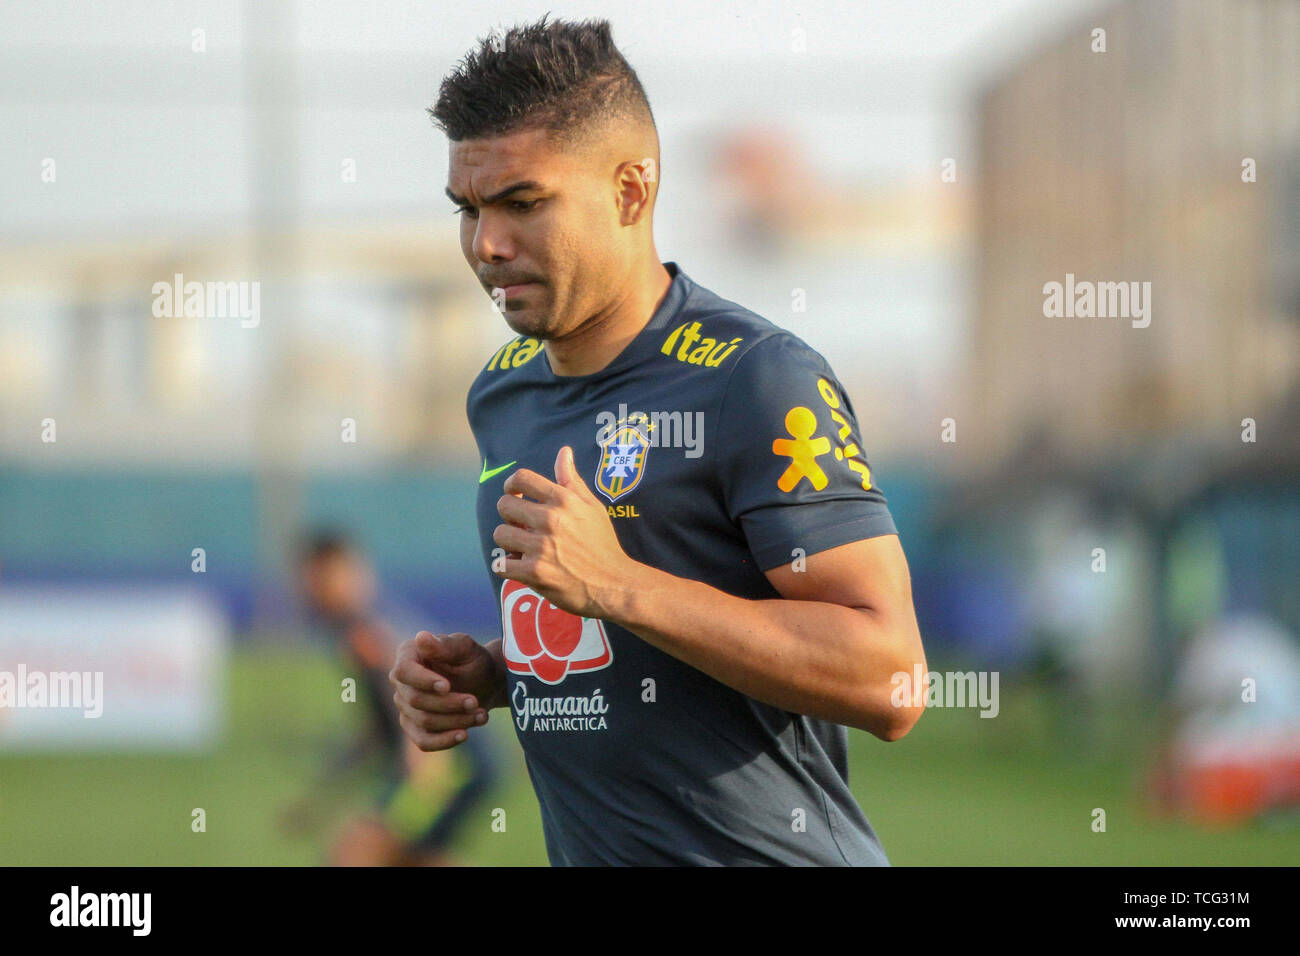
(469, 261), (898, 865)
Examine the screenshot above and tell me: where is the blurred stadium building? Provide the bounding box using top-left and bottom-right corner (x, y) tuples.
(971, 0), (1300, 468)
(946, 0), (1300, 694)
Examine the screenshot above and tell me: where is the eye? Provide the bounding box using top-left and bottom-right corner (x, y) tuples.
(454, 205), (478, 219)
(510, 199), (540, 212)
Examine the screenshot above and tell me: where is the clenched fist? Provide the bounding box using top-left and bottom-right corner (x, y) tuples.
(493, 445), (643, 619)
(389, 631), (507, 751)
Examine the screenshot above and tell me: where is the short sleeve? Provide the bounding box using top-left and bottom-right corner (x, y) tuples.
(716, 333), (897, 571)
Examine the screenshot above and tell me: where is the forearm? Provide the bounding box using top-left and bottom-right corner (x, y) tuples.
(605, 563), (924, 738)
(482, 638), (511, 710)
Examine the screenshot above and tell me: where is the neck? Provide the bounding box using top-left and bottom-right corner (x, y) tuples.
(545, 259), (672, 377)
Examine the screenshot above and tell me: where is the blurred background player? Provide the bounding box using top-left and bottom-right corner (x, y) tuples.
(1146, 611), (1300, 825)
(282, 529), (500, 865)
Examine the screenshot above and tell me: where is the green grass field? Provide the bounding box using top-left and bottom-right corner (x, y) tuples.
(1, 646), (1295, 865)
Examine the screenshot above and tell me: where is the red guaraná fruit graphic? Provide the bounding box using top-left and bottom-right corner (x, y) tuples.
(502, 579), (606, 683)
(535, 600), (583, 658)
(509, 593), (544, 657)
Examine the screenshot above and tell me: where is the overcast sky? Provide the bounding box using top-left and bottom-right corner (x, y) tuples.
(0, 0), (1108, 240)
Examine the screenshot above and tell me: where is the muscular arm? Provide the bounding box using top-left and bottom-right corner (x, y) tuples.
(494, 451), (927, 741)
(606, 534), (927, 740)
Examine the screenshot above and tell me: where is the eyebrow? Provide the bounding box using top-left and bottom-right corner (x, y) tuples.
(445, 180), (545, 207)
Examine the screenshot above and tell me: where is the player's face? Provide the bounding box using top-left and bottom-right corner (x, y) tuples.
(301, 553), (375, 620)
(448, 128), (618, 340)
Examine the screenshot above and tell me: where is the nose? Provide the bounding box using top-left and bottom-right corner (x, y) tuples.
(471, 211), (514, 264)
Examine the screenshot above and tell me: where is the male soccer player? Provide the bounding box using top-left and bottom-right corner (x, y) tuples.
(291, 530), (499, 865)
(391, 14), (927, 866)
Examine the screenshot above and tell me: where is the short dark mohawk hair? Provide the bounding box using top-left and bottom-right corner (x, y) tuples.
(429, 14), (656, 150)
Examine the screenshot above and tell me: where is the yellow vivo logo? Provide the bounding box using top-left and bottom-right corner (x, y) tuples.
(770, 379), (874, 493)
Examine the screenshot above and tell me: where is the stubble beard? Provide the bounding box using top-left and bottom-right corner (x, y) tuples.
(502, 286), (563, 340)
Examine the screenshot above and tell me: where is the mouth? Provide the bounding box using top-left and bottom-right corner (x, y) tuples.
(484, 276), (541, 301)
(485, 276), (540, 291)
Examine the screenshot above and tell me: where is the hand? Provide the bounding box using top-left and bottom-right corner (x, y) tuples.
(389, 631), (504, 752)
(494, 445), (642, 619)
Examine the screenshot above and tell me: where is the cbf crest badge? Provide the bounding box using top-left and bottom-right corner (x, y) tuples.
(595, 422), (650, 502)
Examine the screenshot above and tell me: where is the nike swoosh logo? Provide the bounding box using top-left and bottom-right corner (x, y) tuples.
(479, 459), (517, 483)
